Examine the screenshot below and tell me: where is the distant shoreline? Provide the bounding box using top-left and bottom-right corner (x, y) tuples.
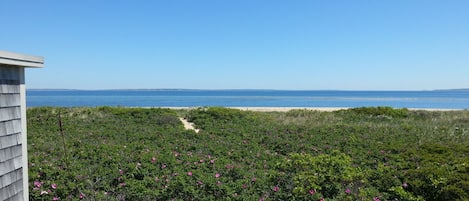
(27, 88), (469, 92)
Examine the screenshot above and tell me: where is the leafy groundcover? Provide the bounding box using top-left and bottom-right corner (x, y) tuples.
(28, 107), (469, 200)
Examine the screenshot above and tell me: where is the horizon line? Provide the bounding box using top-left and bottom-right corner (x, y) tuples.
(26, 88), (469, 92)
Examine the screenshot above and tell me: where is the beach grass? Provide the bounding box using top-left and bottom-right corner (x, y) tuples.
(28, 107), (469, 200)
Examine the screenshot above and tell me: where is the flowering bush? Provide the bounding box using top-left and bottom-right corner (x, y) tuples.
(275, 151), (366, 200)
(28, 107), (469, 200)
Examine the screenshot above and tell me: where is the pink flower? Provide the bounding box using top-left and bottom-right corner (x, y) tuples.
(79, 193), (85, 199)
(119, 169), (124, 175)
(345, 188), (351, 194)
(51, 183), (58, 189)
(273, 186), (280, 192)
(309, 189), (316, 195)
(319, 199), (325, 201)
(197, 180), (203, 185)
(373, 197), (381, 201)
(215, 173), (221, 178)
(251, 177), (257, 182)
(210, 159), (215, 164)
(187, 172), (193, 176)
(53, 197), (60, 200)
(119, 182), (126, 187)
(151, 157), (157, 163)
(217, 181), (222, 185)
(34, 181), (42, 188)
(161, 163), (167, 169)
(402, 182), (408, 188)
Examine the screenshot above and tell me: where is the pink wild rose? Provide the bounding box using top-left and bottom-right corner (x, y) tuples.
(34, 181), (42, 188)
(402, 182), (408, 188)
(187, 172), (193, 176)
(215, 173), (221, 178)
(51, 183), (58, 189)
(273, 186), (280, 192)
(345, 188), (351, 194)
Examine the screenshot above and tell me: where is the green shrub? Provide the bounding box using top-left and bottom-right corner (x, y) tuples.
(402, 143), (469, 201)
(348, 106), (409, 118)
(27, 107), (469, 200)
(275, 151), (366, 200)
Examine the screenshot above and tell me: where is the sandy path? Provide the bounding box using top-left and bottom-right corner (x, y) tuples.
(179, 117), (200, 133)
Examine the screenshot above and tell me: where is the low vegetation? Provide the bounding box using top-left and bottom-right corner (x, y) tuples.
(28, 107), (469, 200)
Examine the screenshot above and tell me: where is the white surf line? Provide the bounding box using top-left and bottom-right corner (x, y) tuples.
(179, 117), (200, 133)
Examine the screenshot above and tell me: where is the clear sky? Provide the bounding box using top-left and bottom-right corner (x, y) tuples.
(1, 1), (468, 90)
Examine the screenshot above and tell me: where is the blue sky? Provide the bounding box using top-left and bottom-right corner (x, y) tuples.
(1, 1), (468, 90)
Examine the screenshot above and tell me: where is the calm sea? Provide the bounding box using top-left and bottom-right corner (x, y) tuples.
(26, 89), (469, 109)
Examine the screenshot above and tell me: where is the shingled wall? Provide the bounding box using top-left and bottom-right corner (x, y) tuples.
(0, 66), (24, 200)
(0, 50), (43, 201)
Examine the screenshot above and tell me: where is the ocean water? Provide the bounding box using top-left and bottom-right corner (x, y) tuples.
(26, 89), (469, 109)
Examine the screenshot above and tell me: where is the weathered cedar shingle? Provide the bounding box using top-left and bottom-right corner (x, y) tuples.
(0, 145), (22, 162)
(0, 107), (21, 122)
(4, 192), (23, 201)
(0, 178), (23, 201)
(0, 156), (22, 175)
(0, 84), (20, 94)
(0, 134), (21, 149)
(0, 67), (19, 81)
(0, 119), (22, 137)
(0, 168), (22, 188)
(0, 94), (20, 108)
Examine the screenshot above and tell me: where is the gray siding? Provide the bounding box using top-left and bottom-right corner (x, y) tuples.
(0, 65), (24, 201)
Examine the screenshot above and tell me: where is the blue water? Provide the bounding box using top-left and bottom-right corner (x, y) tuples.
(26, 89), (469, 109)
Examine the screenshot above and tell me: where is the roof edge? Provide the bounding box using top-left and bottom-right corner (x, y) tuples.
(0, 50), (44, 68)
